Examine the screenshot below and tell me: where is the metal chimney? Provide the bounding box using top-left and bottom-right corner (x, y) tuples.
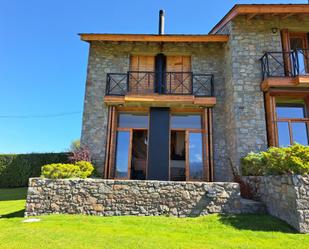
(159, 10), (165, 35)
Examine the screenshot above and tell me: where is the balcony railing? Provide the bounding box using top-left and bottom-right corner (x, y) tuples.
(106, 71), (214, 97)
(261, 49), (309, 80)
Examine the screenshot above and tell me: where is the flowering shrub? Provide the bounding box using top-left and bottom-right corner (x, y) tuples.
(69, 146), (91, 163)
(241, 144), (309, 176)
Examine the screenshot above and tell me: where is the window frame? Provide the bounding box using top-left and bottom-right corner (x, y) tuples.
(169, 109), (211, 182)
(265, 91), (309, 147)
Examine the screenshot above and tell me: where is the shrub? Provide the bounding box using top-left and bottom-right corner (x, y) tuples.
(41, 161), (94, 179)
(0, 153), (69, 187)
(74, 161), (94, 178)
(241, 152), (266, 176)
(241, 144), (309, 176)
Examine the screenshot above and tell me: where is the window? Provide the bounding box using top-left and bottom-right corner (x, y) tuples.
(170, 114), (202, 129)
(188, 132), (203, 181)
(114, 112), (149, 179)
(115, 131), (131, 178)
(274, 99), (309, 147)
(118, 113), (148, 128)
(170, 113), (205, 181)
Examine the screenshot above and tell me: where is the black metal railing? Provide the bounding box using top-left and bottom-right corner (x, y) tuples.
(106, 71), (214, 97)
(261, 49), (309, 80)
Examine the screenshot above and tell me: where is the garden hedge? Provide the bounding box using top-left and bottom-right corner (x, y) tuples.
(0, 153), (70, 187)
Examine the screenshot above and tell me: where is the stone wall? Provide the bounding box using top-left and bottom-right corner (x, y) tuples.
(25, 178), (241, 217)
(242, 175), (309, 233)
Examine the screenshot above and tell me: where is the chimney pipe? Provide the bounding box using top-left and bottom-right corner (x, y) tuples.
(159, 10), (165, 35)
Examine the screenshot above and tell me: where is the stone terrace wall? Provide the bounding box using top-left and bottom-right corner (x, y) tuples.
(25, 178), (241, 217)
(243, 175), (309, 233)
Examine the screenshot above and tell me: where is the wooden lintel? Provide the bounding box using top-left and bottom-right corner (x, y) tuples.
(104, 95), (216, 107)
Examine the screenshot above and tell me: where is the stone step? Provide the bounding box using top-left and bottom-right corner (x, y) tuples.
(240, 198), (267, 214)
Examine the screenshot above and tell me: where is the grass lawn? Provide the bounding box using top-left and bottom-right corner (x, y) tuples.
(1, 188), (309, 249)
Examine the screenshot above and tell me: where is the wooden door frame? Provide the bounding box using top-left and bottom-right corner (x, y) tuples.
(105, 106), (213, 182)
(281, 30), (309, 75)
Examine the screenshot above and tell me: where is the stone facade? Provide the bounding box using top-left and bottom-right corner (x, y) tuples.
(81, 41), (232, 180)
(218, 16), (309, 178)
(25, 178), (242, 217)
(243, 175), (309, 233)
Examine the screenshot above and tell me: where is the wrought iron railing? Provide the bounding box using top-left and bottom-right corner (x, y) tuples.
(261, 49), (309, 80)
(106, 71), (214, 96)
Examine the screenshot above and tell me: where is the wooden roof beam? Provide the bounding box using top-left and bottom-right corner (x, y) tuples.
(281, 13), (295, 19)
(247, 13), (257, 20)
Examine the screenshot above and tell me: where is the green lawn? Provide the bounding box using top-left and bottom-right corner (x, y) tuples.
(1, 188), (309, 249)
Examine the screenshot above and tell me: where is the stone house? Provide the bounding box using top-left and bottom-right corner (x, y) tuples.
(80, 4), (309, 182)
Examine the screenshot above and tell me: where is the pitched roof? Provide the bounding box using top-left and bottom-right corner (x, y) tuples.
(209, 4), (309, 34)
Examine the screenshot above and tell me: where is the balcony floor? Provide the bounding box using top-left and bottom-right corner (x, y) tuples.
(104, 94), (216, 107)
(261, 75), (309, 92)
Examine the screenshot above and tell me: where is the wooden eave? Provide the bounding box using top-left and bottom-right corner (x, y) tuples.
(79, 34), (229, 43)
(104, 95), (216, 107)
(210, 4), (309, 34)
(261, 76), (309, 92)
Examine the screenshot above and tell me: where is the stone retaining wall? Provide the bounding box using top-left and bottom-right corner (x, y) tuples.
(242, 175), (309, 233)
(25, 178), (241, 217)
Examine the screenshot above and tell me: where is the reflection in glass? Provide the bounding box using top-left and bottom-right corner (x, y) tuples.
(115, 131), (130, 178)
(118, 113), (148, 128)
(276, 105), (305, 119)
(170, 131), (186, 181)
(171, 114), (202, 129)
(189, 133), (203, 180)
(292, 122), (309, 145)
(296, 50), (307, 74)
(277, 122), (290, 147)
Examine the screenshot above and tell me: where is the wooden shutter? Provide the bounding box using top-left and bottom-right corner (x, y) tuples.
(129, 55), (155, 94)
(166, 56), (191, 94)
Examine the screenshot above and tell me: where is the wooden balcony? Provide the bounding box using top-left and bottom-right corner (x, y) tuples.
(260, 49), (309, 91)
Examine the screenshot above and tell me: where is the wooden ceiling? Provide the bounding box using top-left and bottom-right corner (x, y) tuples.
(210, 4), (309, 34)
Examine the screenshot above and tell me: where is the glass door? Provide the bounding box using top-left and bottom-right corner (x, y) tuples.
(113, 112), (149, 179)
(169, 113), (206, 181)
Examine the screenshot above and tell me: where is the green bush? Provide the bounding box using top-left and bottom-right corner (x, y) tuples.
(241, 144), (309, 176)
(0, 153), (70, 187)
(41, 161), (94, 179)
(241, 152), (266, 176)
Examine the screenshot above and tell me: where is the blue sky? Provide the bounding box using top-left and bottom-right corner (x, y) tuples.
(0, 0), (306, 153)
